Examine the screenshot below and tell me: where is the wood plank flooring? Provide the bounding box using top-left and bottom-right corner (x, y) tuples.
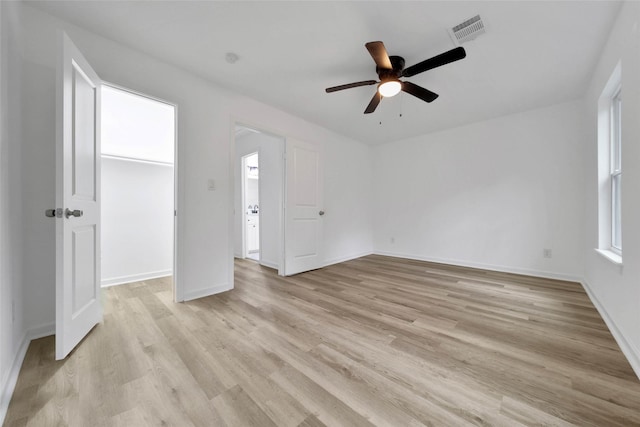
(4, 255), (640, 426)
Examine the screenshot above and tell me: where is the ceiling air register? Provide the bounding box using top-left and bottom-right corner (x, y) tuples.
(448, 15), (485, 45)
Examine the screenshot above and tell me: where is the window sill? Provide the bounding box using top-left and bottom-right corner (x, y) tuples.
(595, 248), (623, 266)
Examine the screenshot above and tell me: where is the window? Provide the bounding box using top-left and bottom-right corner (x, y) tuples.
(596, 63), (622, 264)
(610, 87), (622, 253)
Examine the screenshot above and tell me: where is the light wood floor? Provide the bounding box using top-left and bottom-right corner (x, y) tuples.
(4, 255), (640, 426)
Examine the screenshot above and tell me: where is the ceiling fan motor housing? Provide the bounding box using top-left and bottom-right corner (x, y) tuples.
(377, 55), (405, 81)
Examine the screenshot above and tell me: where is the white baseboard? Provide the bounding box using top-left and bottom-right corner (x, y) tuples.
(27, 322), (55, 340)
(581, 280), (640, 380)
(182, 282), (233, 302)
(323, 251), (374, 268)
(0, 334), (28, 425)
(0, 322), (55, 425)
(101, 270), (172, 287)
(373, 251), (582, 283)
(259, 259), (279, 270)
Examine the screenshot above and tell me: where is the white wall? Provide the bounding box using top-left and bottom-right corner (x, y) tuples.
(0, 0), (25, 420)
(1, 0), (9, 404)
(101, 157), (174, 286)
(322, 135), (374, 265)
(582, 1), (640, 376)
(373, 100), (586, 281)
(245, 177), (259, 209)
(19, 4), (374, 323)
(234, 131), (284, 270)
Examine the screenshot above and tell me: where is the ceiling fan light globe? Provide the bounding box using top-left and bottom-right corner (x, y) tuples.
(378, 81), (401, 97)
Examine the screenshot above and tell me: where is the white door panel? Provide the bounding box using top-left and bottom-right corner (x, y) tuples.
(56, 32), (102, 360)
(284, 139), (323, 275)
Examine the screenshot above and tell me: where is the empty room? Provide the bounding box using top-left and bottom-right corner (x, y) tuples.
(1, 1), (639, 426)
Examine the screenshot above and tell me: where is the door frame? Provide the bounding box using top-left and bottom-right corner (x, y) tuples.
(101, 82), (183, 302)
(230, 120), (286, 277)
(240, 151), (260, 260)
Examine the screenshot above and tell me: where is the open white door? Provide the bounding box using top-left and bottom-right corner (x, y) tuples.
(283, 138), (324, 275)
(54, 32), (102, 360)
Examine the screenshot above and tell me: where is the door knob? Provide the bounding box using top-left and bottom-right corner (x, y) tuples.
(45, 208), (63, 218)
(319, 210), (325, 216)
(65, 208), (83, 218)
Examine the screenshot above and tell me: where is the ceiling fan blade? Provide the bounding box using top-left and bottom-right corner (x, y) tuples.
(402, 81), (439, 103)
(364, 91), (382, 114)
(325, 80), (377, 93)
(365, 41), (393, 70)
(402, 46), (466, 78)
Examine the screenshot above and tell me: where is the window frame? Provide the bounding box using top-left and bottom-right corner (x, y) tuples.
(609, 85), (622, 254)
(596, 62), (622, 264)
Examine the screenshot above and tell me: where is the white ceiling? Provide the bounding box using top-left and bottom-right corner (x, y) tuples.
(27, 1), (621, 145)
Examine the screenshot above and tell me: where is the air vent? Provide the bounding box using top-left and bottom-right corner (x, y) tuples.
(448, 15), (485, 45)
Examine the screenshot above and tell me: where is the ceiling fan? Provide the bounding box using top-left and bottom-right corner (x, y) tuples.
(325, 41), (466, 114)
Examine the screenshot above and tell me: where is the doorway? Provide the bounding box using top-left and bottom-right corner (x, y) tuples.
(234, 125), (285, 273)
(100, 84), (177, 295)
(242, 152), (260, 261)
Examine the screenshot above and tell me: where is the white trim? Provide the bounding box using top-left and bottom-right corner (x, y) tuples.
(182, 283), (232, 302)
(101, 271), (172, 287)
(373, 251), (582, 283)
(0, 335), (28, 425)
(228, 120), (237, 295)
(1, 323), (55, 425)
(174, 99), (184, 303)
(281, 138), (287, 277)
(594, 248), (623, 266)
(581, 280), (640, 380)
(323, 251), (374, 268)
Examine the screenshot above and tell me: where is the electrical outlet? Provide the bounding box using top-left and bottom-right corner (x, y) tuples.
(390, 237), (395, 244)
(543, 248), (552, 259)
(207, 179), (216, 191)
